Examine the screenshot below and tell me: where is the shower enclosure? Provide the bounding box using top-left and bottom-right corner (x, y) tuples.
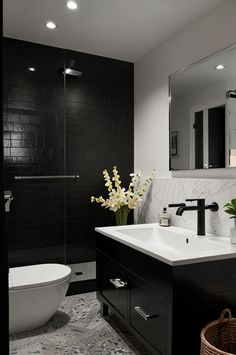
(3, 38), (134, 286)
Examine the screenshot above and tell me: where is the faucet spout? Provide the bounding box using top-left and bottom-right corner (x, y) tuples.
(176, 205), (201, 216)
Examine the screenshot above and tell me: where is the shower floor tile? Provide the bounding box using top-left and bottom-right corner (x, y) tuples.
(68, 261), (96, 283)
(10, 292), (148, 355)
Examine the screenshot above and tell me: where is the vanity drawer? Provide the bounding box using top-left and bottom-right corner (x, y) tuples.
(98, 253), (128, 319)
(130, 277), (168, 355)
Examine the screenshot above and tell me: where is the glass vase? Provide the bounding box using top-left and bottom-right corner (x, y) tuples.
(230, 218), (236, 245)
(115, 206), (131, 225)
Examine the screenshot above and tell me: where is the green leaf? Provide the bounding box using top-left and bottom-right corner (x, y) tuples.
(224, 198), (236, 218)
(225, 207), (236, 212)
(225, 211), (236, 216)
(231, 198), (236, 207)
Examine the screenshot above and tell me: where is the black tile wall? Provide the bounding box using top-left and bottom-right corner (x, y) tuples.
(3, 38), (134, 267)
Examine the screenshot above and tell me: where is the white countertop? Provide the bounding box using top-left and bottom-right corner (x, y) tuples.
(95, 223), (236, 266)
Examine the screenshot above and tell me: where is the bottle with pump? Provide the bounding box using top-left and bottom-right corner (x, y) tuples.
(159, 207), (170, 227)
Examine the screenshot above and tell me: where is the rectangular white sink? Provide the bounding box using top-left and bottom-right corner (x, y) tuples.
(116, 227), (227, 254)
(95, 223), (236, 265)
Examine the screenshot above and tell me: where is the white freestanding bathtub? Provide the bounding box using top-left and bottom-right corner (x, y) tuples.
(9, 263), (71, 334)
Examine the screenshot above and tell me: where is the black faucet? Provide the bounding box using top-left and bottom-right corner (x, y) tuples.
(168, 199), (219, 236)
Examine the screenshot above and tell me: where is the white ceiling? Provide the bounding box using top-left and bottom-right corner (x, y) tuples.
(4, 0), (224, 62)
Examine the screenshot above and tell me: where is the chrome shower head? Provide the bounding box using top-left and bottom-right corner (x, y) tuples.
(64, 68), (82, 77)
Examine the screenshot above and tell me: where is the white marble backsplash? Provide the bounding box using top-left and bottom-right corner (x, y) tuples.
(135, 178), (236, 238)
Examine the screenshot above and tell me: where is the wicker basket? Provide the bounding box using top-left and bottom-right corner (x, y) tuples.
(201, 309), (236, 355)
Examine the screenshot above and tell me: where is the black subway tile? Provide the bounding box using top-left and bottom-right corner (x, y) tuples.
(19, 115), (31, 124)
(15, 156), (35, 164)
(10, 147), (36, 157)
(23, 124), (36, 132)
(4, 156), (17, 165)
(11, 132), (24, 140)
(7, 114), (20, 123)
(23, 132), (36, 140)
(4, 148), (10, 157)
(4, 140), (11, 147)
(11, 140), (24, 148)
(24, 140), (37, 148)
(4, 131), (11, 139)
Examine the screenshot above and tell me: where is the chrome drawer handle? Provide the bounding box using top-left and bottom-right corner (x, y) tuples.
(109, 278), (127, 289)
(134, 306), (150, 320)
(134, 306), (159, 321)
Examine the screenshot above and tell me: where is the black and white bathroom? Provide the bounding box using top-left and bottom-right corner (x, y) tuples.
(2, 1), (236, 354)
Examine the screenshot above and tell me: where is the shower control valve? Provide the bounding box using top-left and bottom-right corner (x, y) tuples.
(4, 190), (13, 212)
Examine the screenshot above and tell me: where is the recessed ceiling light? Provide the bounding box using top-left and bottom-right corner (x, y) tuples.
(45, 21), (57, 29)
(66, 1), (78, 10)
(28, 67), (36, 72)
(215, 64), (225, 70)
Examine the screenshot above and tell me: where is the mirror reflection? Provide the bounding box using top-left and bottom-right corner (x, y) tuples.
(169, 45), (236, 170)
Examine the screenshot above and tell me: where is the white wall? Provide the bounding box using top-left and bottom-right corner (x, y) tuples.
(134, 0), (236, 179)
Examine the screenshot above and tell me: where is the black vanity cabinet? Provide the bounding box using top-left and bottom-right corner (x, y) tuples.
(96, 235), (236, 355)
(99, 251), (129, 320)
(129, 273), (169, 354)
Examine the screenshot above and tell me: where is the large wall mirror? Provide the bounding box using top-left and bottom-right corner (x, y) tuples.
(169, 44), (236, 170)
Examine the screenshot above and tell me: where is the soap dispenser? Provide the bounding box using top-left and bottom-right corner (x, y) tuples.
(159, 207), (170, 227)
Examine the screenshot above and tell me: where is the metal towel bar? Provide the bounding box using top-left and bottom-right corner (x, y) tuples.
(14, 175), (79, 180)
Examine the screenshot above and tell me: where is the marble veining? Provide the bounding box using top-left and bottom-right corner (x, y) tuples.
(136, 178), (236, 237)
(10, 292), (147, 355)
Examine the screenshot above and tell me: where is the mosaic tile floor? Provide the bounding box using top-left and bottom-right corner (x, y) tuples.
(10, 292), (148, 355)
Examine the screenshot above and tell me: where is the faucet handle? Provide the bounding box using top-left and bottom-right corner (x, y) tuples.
(185, 198), (205, 203)
(4, 190), (13, 200)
